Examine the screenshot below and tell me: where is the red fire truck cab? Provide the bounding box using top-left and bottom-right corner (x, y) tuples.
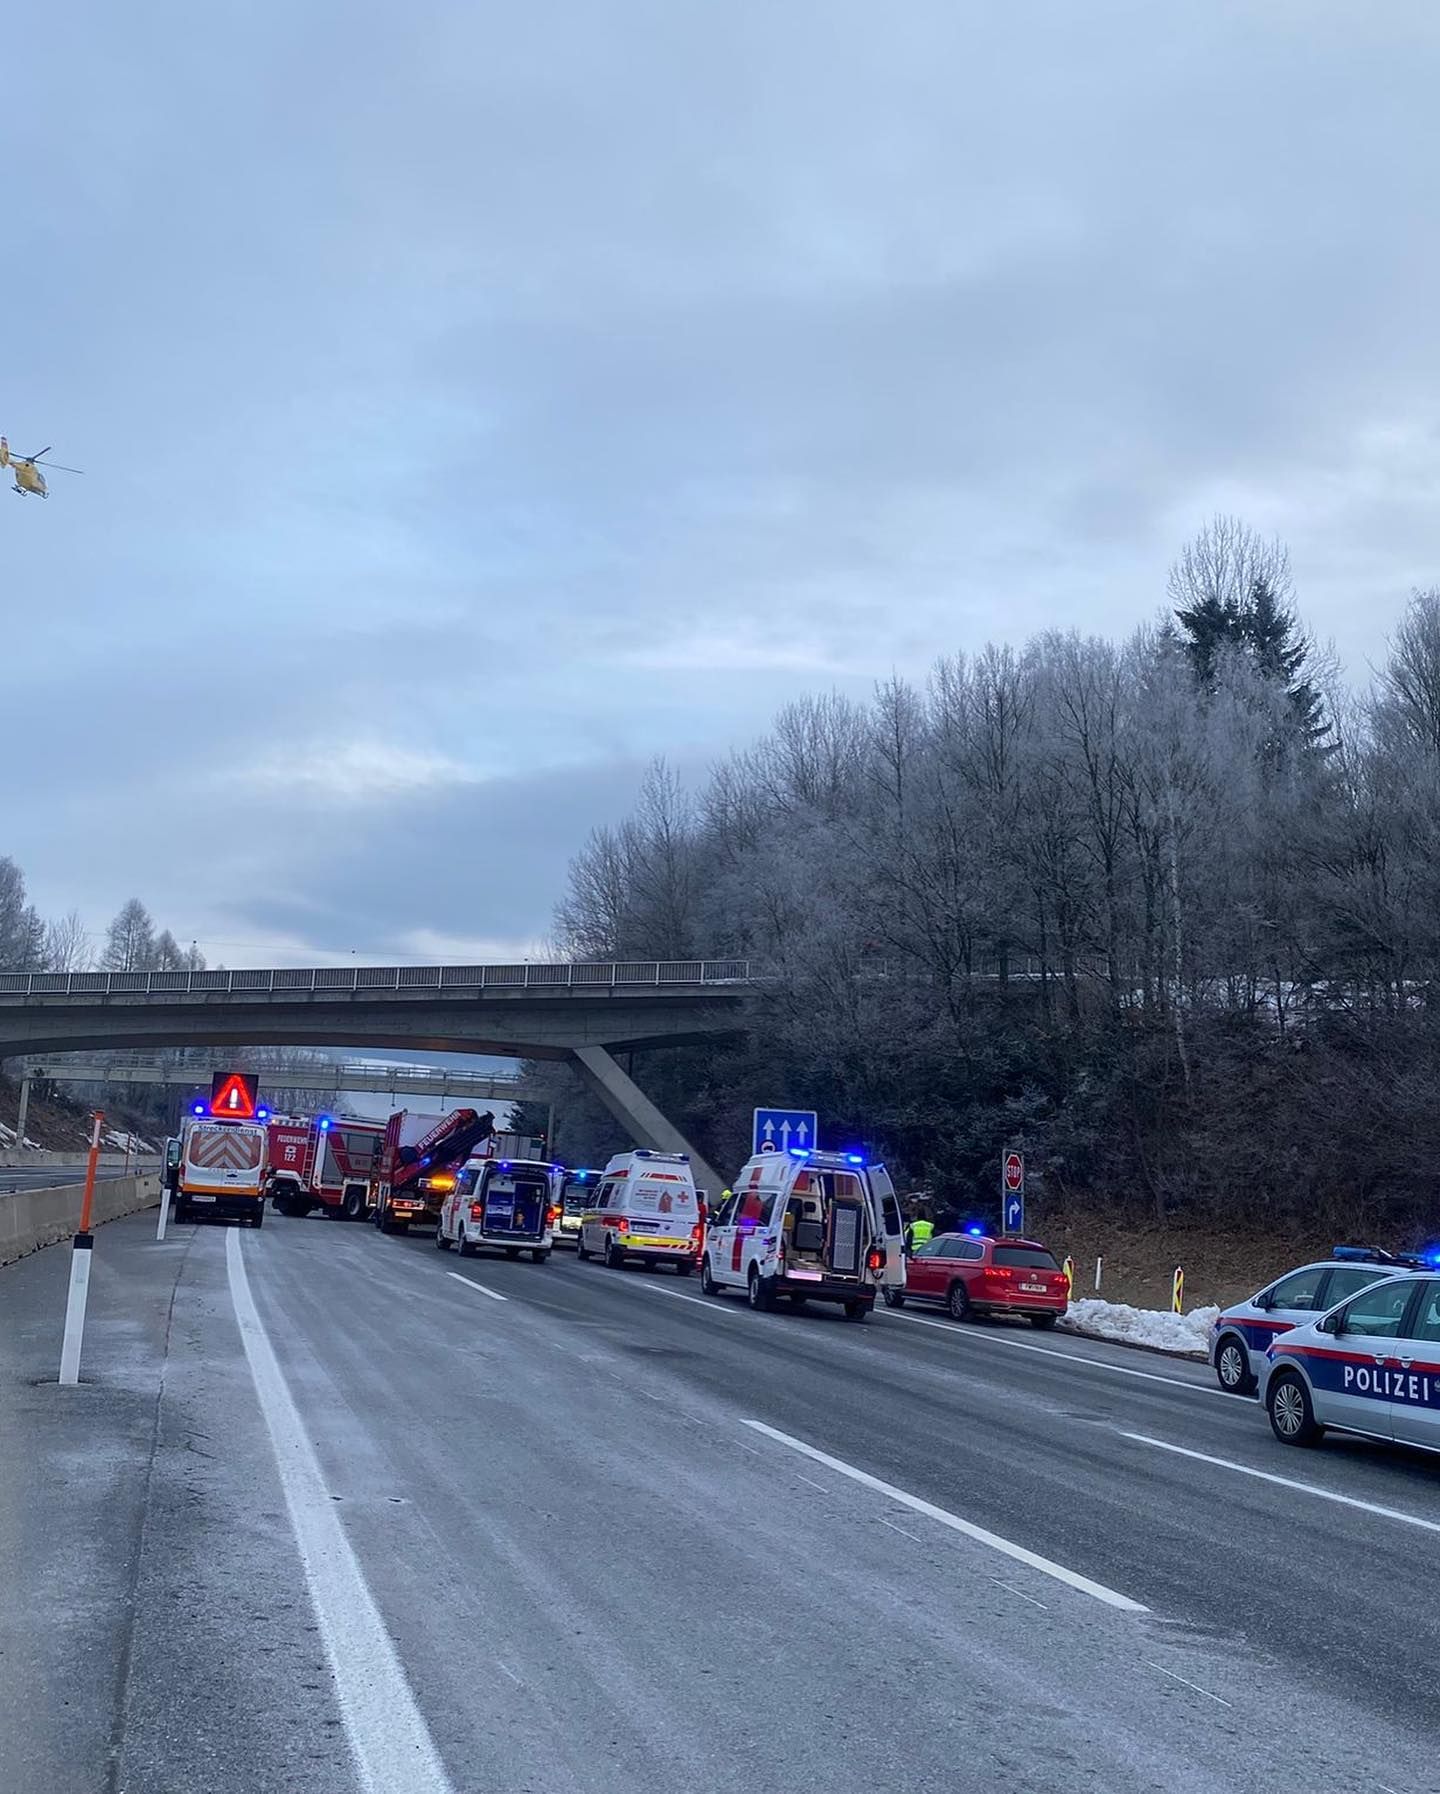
(266, 1114), (388, 1221)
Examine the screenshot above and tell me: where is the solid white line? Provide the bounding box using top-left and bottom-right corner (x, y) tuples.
(1121, 1432), (1440, 1536)
(445, 1271), (508, 1302)
(1145, 1662), (1232, 1708)
(740, 1417), (1147, 1611)
(881, 1306), (1225, 1396)
(226, 1230), (457, 1794)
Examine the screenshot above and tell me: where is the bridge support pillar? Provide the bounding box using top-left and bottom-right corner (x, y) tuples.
(570, 1046), (726, 1201)
(15, 1073), (30, 1147)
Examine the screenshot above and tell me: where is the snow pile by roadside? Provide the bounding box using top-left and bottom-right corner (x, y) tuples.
(1062, 1297), (1220, 1358)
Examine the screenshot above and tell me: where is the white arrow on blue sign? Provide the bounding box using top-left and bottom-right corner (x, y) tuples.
(1004, 1193), (1025, 1235)
(753, 1108), (818, 1156)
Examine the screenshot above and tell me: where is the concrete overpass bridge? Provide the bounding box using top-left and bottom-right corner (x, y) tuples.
(0, 959), (753, 1193)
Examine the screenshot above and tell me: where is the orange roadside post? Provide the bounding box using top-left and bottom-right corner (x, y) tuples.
(59, 1112), (103, 1386)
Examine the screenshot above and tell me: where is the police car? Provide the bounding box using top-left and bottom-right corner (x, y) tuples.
(1260, 1266), (1440, 1452)
(1208, 1247), (1420, 1396)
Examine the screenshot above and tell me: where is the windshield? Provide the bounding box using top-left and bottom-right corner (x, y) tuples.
(993, 1246), (1059, 1271)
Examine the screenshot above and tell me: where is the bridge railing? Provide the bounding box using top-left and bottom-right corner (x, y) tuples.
(0, 959), (755, 999)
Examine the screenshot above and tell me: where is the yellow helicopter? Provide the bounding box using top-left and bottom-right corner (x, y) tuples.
(0, 437), (83, 497)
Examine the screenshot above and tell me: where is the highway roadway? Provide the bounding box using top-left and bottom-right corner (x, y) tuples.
(3, 1210), (1438, 1793)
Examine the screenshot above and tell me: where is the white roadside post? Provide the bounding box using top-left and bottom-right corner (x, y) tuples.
(1094, 1255), (1103, 1293)
(156, 1176), (172, 1241)
(59, 1113), (103, 1387)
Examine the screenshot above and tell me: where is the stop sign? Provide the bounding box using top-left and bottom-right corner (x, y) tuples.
(1003, 1151), (1024, 1194)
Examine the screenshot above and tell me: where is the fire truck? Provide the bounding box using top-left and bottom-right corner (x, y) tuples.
(368, 1108), (496, 1233)
(266, 1115), (388, 1221)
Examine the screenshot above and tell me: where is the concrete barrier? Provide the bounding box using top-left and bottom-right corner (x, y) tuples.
(0, 1149), (161, 1169)
(0, 1175), (161, 1268)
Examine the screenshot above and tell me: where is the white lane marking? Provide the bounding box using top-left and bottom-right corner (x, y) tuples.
(446, 1272), (508, 1302)
(878, 1515), (924, 1543)
(881, 1307), (1224, 1396)
(795, 1473), (830, 1494)
(226, 1228), (457, 1794)
(1122, 1431), (1440, 1536)
(740, 1418), (1147, 1611)
(992, 1577), (1048, 1611)
(1145, 1662), (1232, 1708)
(625, 1278), (738, 1316)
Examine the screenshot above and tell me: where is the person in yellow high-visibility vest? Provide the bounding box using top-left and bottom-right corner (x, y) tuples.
(905, 1209), (934, 1254)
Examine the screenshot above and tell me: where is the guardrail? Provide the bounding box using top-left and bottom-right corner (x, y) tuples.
(0, 960), (755, 999)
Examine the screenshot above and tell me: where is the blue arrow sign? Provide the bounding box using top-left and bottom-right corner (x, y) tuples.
(753, 1107), (818, 1156)
(1004, 1193), (1024, 1235)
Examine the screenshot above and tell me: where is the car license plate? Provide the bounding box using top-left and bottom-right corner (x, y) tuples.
(192, 1194), (216, 1203)
(1020, 1283), (1046, 1294)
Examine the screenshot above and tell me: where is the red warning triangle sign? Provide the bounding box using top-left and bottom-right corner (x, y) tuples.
(209, 1072), (257, 1119)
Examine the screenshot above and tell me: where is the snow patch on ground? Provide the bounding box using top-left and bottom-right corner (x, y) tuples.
(1062, 1297), (1219, 1359)
(0, 1123), (43, 1149)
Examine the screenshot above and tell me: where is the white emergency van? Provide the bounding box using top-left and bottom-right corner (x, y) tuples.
(436, 1157), (555, 1262)
(700, 1149), (905, 1320)
(576, 1150), (702, 1274)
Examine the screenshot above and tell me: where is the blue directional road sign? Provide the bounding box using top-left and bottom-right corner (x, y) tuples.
(1001, 1149), (1025, 1236)
(1003, 1192), (1025, 1235)
(753, 1108), (818, 1156)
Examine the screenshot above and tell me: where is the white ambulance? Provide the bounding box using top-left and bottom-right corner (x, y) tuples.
(700, 1149), (905, 1320)
(436, 1157), (556, 1262)
(575, 1150), (703, 1273)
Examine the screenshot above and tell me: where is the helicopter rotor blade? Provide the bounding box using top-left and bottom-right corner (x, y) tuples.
(30, 447), (51, 461)
(36, 462), (84, 475)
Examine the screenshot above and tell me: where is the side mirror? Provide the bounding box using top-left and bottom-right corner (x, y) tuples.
(1318, 1312), (1341, 1336)
(1253, 1289), (1273, 1311)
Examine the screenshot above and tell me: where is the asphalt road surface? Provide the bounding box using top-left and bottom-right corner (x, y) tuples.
(4, 1209), (1438, 1793)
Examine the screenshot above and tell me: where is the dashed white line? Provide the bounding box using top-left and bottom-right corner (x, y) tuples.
(445, 1272), (508, 1302)
(226, 1228), (457, 1794)
(623, 1278), (738, 1315)
(992, 1577), (1048, 1611)
(1145, 1662), (1232, 1708)
(740, 1417), (1147, 1611)
(878, 1515), (925, 1543)
(1122, 1431), (1440, 1536)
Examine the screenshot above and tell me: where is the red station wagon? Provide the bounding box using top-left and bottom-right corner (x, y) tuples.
(885, 1232), (1069, 1327)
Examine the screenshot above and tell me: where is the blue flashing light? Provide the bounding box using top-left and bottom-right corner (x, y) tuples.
(499, 1160), (511, 1169)
(257, 1107), (269, 1121)
(966, 1225), (985, 1237)
(318, 1117), (332, 1132)
(845, 1153), (864, 1165)
(788, 1147), (811, 1158)
(1427, 1251), (1440, 1268)
(192, 1103), (205, 1116)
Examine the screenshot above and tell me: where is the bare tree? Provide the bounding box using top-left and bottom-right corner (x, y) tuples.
(101, 899), (157, 972)
(43, 909), (91, 972)
(0, 858), (45, 970)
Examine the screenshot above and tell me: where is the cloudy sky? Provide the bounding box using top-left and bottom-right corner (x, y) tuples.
(5, 1), (1439, 967)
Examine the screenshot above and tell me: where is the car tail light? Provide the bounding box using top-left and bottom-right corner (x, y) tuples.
(469, 1202), (484, 1221)
(984, 1265), (1014, 1281)
(690, 1222), (703, 1248)
(867, 1246), (885, 1272)
(547, 1205), (560, 1226)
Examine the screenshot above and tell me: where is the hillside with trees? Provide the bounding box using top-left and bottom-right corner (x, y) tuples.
(540, 520), (1440, 1238)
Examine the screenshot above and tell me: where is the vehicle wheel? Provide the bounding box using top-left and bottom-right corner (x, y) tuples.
(532, 1249), (548, 1264)
(674, 1259), (693, 1277)
(882, 1288), (906, 1309)
(1267, 1372), (1323, 1446)
(252, 1207), (265, 1229)
(457, 1233), (476, 1258)
(946, 1282), (972, 1322)
(1029, 1313), (1058, 1330)
(605, 1238), (625, 1270)
(747, 1268), (773, 1311)
(435, 1225), (451, 1250)
(341, 1188), (366, 1223)
(700, 1256), (718, 1295)
(843, 1300), (870, 1322)
(577, 1238), (592, 1261)
(1215, 1334), (1256, 1396)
